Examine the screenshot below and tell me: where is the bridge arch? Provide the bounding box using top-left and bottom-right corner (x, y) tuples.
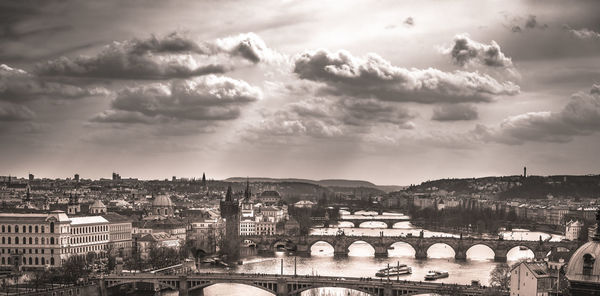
(465, 243), (496, 260)
(309, 240), (335, 255)
(506, 245), (535, 261)
(272, 238), (296, 251)
(346, 239), (376, 256)
(425, 243), (456, 258)
(387, 241), (418, 257)
(106, 280), (178, 291)
(291, 283), (379, 296)
(188, 281), (278, 295)
(357, 221), (388, 228)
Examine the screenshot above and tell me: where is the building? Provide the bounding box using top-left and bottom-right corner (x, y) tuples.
(68, 216), (109, 256)
(0, 211), (110, 270)
(67, 194), (80, 215)
(255, 217), (276, 236)
(284, 218), (300, 235)
(74, 174), (79, 182)
(510, 261), (556, 296)
(565, 209), (600, 295)
(151, 195), (174, 218)
(136, 232), (180, 260)
(240, 218), (255, 236)
(187, 217), (224, 254)
(219, 186), (240, 261)
(102, 213), (133, 257)
(89, 200), (107, 215)
(565, 220), (584, 241)
(259, 191), (281, 206)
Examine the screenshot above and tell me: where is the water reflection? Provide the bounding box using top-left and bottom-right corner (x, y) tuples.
(348, 241), (374, 256)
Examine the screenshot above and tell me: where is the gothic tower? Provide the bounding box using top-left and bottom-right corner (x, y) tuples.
(220, 186), (240, 261)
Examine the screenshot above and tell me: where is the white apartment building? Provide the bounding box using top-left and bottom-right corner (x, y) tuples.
(0, 210), (111, 269)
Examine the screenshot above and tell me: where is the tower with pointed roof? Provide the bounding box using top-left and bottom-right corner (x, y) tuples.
(220, 186), (240, 261)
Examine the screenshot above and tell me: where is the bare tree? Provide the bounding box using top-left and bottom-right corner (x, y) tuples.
(489, 263), (511, 290)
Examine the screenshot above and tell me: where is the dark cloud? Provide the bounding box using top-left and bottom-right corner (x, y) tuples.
(0, 64), (107, 103)
(0, 102), (35, 121)
(432, 104), (478, 121)
(474, 85), (600, 144)
(293, 49), (519, 104)
(251, 96), (415, 140)
(447, 34), (514, 68)
(36, 32), (280, 80)
(93, 75), (262, 124)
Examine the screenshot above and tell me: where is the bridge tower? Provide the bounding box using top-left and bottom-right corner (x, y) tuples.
(220, 186), (240, 261)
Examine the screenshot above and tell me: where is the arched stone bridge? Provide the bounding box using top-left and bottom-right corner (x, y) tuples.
(334, 217), (411, 228)
(100, 272), (490, 296)
(242, 234), (580, 262)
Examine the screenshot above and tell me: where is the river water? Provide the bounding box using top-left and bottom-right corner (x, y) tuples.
(161, 211), (564, 296)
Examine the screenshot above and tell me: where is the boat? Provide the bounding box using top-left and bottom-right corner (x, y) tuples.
(519, 246), (528, 251)
(425, 270), (449, 280)
(375, 265), (412, 277)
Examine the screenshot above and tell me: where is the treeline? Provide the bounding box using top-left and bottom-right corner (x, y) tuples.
(408, 206), (526, 234)
(288, 206), (341, 235)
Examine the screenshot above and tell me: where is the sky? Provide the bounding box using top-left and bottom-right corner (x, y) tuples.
(1, 0), (600, 185)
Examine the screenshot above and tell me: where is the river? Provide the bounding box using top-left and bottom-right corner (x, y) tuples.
(160, 211), (564, 296)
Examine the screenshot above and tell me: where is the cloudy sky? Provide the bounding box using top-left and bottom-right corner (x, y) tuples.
(1, 0), (600, 185)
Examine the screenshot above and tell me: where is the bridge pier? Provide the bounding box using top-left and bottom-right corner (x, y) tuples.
(374, 245), (388, 258)
(276, 278), (288, 296)
(454, 249), (467, 261)
(98, 278), (107, 296)
(179, 276), (189, 296)
(534, 250), (548, 260)
(494, 249), (508, 262)
(415, 248), (427, 260)
(296, 244), (311, 257)
(386, 222), (394, 229)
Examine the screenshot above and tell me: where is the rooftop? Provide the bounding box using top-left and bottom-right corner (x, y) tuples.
(70, 216), (108, 225)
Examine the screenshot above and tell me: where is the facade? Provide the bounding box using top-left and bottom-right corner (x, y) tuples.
(136, 232), (180, 260)
(510, 261), (556, 296)
(565, 220), (584, 241)
(0, 211), (110, 269)
(255, 218), (276, 236)
(240, 218), (256, 236)
(102, 213), (133, 257)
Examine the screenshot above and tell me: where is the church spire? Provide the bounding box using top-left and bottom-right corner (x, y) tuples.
(244, 178), (251, 200)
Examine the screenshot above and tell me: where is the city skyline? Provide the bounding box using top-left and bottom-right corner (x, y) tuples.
(1, 0), (600, 185)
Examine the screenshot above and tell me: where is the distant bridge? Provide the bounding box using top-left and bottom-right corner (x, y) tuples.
(242, 234), (580, 262)
(100, 272), (494, 296)
(335, 216), (411, 228)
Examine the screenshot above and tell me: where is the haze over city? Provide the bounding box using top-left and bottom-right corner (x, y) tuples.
(2, 0), (600, 185)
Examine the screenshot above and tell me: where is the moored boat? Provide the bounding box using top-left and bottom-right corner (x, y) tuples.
(424, 270), (449, 280)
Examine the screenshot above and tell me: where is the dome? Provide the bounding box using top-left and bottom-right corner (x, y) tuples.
(565, 240), (600, 282)
(90, 200), (105, 208)
(152, 195), (173, 207)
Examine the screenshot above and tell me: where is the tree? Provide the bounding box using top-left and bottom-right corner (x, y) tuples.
(489, 263), (511, 290)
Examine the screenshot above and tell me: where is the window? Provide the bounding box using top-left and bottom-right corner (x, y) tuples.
(29, 237), (32, 244)
(50, 237), (54, 245)
(583, 254), (595, 276)
(41, 226), (44, 233)
(28, 226), (32, 233)
(22, 226), (25, 233)
(35, 226), (38, 233)
(7, 226), (10, 233)
(1, 237), (3, 244)
(15, 226), (18, 233)
(15, 237), (18, 244)
(7, 238), (10, 244)
(50, 222), (54, 234)
(1, 226), (4, 233)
